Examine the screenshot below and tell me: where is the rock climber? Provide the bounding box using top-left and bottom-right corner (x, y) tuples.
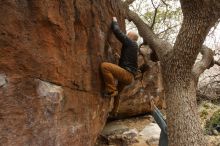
(100, 17), (139, 97)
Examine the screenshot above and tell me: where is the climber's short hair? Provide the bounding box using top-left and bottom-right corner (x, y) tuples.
(127, 31), (138, 42)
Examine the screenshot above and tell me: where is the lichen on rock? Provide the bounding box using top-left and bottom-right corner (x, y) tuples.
(37, 79), (63, 103)
(0, 73), (7, 87)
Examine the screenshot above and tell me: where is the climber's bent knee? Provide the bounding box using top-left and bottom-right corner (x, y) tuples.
(101, 62), (113, 71)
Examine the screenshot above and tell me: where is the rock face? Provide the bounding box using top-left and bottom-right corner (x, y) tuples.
(0, 0), (125, 145)
(0, 0), (165, 145)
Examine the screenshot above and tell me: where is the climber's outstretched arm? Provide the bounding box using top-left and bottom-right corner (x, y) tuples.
(111, 17), (130, 44)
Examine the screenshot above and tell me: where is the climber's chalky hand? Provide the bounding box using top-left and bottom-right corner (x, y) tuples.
(112, 17), (117, 22)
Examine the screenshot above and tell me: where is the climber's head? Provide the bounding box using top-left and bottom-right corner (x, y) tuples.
(127, 31), (138, 42)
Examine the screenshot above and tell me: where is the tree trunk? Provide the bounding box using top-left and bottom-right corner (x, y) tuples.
(125, 0), (220, 145)
(161, 2), (218, 144)
(163, 78), (205, 145)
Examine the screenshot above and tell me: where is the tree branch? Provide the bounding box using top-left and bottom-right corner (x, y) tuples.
(180, 0), (220, 21)
(204, 0), (220, 18)
(124, 0), (136, 5)
(192, 46), (214, 81)
(126, 9), (173, 60)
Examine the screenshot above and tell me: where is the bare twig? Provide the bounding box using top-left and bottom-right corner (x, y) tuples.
(157, 24), (179, 36)
(199, 73), (220, 82)
(160, 0), (169, 6)
(196, 90), (219, 101)
(150, 0), (160, 29)
(151, 0), (157, 8)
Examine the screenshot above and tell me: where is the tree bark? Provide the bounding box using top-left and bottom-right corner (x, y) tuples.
(162, 1), (220, 145)
(164, 80), (205, 145)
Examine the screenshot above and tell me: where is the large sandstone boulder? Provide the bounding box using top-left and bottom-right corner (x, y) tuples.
(95, 115), (161, 146)
(112, 46), (165, 118)
(0, 0), (125, 145)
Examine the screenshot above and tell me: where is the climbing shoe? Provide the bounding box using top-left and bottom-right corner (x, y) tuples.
(103, 90), (118, 98)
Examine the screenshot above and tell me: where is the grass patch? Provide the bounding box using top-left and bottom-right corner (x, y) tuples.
(200, 110), (209, 119)
(205, 109), (220, 135)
